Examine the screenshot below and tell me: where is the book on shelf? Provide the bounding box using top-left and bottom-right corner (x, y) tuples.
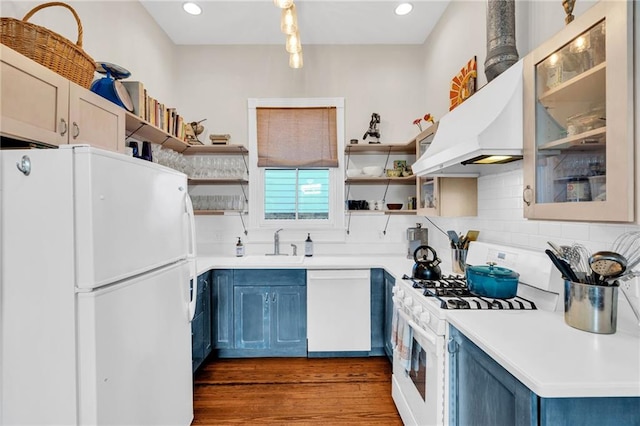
(121, 81), (146, 119)
(122, 81), (191, 143)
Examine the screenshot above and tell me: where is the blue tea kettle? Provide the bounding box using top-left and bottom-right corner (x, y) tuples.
(90, 62), (134, 112)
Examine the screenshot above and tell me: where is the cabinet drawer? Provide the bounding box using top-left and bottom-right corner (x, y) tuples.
(233, 269), (305, 287)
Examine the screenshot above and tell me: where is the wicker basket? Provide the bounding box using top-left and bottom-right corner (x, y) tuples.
(0, 2), (96, 88)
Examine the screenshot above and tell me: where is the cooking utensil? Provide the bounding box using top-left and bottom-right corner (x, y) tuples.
(447, 230), (459, 248)
(465, 262), (520, 299)
(589, 251), (627, 285)
(612, 231), (640, 272)
(545, 249), (579, 283)
(463, 230), (479, 249)
(412, 245), (442, 280)
(566, 244), (593, 284)
(547, 241), (564, 257)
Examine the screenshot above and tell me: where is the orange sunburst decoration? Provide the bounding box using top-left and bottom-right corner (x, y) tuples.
(449, 56), (477, 111)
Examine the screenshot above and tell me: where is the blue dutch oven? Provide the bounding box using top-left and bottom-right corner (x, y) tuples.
(465, 262), (520, 299)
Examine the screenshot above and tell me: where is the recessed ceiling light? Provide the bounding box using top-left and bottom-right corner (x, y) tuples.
(183, 2), (202, 15)
(395, 3), (413, 16)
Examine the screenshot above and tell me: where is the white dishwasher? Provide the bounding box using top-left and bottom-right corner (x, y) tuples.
(306, 269), (371, 352)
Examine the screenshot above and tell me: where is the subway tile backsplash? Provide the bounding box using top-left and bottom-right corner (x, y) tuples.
(195, 165), (639, 261)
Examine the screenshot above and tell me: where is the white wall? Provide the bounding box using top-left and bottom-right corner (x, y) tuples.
(2, 1), (179, 106)
(173, 44), (426, 146)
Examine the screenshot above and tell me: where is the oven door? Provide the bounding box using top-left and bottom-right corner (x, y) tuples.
(392, 309), (445, 426)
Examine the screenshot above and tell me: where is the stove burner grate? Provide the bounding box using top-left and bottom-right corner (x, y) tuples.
(403, 275), (537, 310)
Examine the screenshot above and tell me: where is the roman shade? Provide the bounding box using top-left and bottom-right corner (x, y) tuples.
(257, 107), (338, 167)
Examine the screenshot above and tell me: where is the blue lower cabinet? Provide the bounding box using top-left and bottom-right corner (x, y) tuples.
(211, 269), (234, 350)
(191, 271), (212, 373)
(231, 269), (307, 357)
(370, 268), (386, 356)
(449, 326), (534, 426)
(383, 270), (395, 360)
(449, 326), (640, 426)
(234, 286), (270, 350)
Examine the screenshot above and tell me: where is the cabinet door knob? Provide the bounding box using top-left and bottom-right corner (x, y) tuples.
(523, 185), (533, 206)
(60, 118), (68, 136)
(72, 122), (80, 139)
(447, 337), (459, 354)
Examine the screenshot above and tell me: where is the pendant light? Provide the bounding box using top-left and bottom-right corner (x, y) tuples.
(280, 4), (298, 35)
(273, 0), (293, 8)
(289, 51), (303, 69)
(285, 31), (302, 53)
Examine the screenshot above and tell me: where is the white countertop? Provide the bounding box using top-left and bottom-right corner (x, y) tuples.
(196, 255), (640, 399)
(447, 308), (640, 398)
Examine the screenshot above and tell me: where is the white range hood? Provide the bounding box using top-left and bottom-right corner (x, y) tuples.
(412, 59), (524, 177)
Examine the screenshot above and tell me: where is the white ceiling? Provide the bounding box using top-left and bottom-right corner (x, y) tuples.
(139, 0), (450, 46)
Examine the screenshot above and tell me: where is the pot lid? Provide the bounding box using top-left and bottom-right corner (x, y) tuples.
(467, 263), (519, 279)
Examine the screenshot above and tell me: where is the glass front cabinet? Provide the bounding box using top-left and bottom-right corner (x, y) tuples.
(523, 1), (634, 222)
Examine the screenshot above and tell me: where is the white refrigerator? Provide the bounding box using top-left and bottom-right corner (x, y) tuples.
(0, 145), (197, 425)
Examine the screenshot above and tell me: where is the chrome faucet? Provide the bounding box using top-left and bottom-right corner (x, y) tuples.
(273, 228), (283, 255)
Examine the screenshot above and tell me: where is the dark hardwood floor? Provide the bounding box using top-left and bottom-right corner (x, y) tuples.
(192, 356), (402, 425)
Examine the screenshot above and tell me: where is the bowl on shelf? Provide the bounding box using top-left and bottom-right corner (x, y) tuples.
(386, 203), (403, 210)
(362, 166), (384, 177)
(346, 168), (362, 178)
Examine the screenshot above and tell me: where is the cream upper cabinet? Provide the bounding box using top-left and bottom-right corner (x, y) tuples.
(1, 45), (69, 146)
(414, 123), (478, 217)
(0, 45), (124, 153)
(522, 1), (634, 222)
(416, 176), (477, 217)
(68, 82), (124, 152)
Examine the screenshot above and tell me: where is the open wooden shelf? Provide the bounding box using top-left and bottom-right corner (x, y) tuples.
(125, 111), (247, 154)
(194, 210), (246, 215)
(188, 178), (248, 184)
(345, 176), (415, 184)
(345, 141), (416, 154)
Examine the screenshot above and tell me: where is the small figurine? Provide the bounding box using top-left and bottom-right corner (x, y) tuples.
(563, 0), (576, 24)
(363, 113), (381, 143)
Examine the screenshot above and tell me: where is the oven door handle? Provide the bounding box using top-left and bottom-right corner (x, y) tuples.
(398, 309), (437, 346)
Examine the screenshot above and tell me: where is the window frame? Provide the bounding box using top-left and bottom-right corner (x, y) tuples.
(248, 98), (345, 235)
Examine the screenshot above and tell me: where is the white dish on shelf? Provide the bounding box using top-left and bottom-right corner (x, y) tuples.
(362, 166), (384, 177)
(346, 169), (362, 178)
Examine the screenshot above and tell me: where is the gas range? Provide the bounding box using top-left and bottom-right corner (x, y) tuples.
(402, 274), (538, 311)
(391, 242), (564, 426)
(393, 242), (563, 336)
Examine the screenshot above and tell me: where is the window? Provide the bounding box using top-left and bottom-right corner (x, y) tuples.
(248, 98), (345, 234)
(264, 169), (329, 220)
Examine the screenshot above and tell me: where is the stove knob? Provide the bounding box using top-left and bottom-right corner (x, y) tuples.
(419, 311), (431, 324)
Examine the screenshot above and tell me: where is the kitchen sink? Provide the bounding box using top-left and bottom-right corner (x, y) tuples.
(240, 255), (305, 265)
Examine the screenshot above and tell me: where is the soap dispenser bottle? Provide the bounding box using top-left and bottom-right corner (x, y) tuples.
(304, 233), (313, 257)
(235, 237), (245, 257)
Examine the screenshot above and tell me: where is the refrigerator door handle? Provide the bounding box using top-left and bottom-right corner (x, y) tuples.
(185, 192), (198, 321)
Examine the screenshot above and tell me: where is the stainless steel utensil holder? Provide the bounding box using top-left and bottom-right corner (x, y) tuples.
(451, 248), (468, 275)
(564, 280), (618, 334)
